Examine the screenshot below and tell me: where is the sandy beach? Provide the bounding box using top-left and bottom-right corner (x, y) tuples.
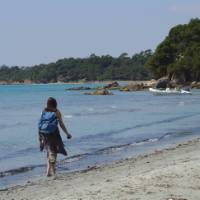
(1, 138), (200, 200)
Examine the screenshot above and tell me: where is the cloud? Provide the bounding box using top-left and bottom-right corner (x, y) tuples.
(170, 4), (200, 13)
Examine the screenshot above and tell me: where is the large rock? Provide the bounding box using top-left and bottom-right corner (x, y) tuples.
(120, 87), (130, 92)
(155, 77), (170, 89)
(104, 82), (119, 89)
(0, 81), (8, 85)
(145, 79), (157, 88)
(120, 83), (146, 92)
(66, 86), (92, 91)
(191, 81), (200, 89)
(83, 89), (113, 95)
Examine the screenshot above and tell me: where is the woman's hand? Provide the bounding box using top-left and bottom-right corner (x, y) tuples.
(67, 133), (72, 139)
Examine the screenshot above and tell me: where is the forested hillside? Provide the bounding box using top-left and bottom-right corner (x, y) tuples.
(147, 18), (200, 83)
(0, 50), (152, 83)
(1, 18), (199, 84)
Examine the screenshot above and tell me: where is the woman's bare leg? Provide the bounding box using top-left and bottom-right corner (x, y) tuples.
(51, 162), (56, 176)
(47, 151), (52, 176)
(47, 160), (51, 176)
(47, 152), (56, 176)
(51, 154), (57, 176)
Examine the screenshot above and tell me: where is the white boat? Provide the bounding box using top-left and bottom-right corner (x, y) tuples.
(149, 88), (192, 95)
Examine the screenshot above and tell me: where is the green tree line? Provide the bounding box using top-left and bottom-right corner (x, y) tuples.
(1, 18), (199, 84)
(0, 50), (152, 83)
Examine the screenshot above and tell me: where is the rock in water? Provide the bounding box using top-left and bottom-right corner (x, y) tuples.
(120, 83), (146, 92)
(155, 77), (170, 89)
(191, 81), (200, 89)
(95, 89), (113, 95)
(120, 87), (130, 92)
(104, 82), (119, 89)
(83, 89), (113, 95)
(65, 86), (92, 91)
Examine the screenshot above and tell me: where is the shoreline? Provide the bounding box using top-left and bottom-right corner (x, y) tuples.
(1, 138), (200, 199)
(0, 80), (152, 85)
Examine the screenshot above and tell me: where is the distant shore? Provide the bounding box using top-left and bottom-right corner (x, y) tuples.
(1, 80), (200, 90)
(0, 80), (152, 85)
(1, 138), (200, 200)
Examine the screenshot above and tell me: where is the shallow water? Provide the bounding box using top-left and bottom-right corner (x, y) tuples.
(0, 84), (200, 188)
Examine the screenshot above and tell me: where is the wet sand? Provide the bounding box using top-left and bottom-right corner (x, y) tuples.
(1, 138), (200, 200)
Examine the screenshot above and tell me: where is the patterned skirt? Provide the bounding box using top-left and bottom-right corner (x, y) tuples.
(39, 129), (67, 156)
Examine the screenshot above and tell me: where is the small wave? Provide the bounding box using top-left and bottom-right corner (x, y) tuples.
(85, 137), (160, 155)
(69, 107), (141, 118)
(148, 138), (159, 142)
(178, 101), (185, 106)
(0, 147), (37, 161)
(64, 115), (73, 119)
(0, 166), (37, 178)
(73, 110), (114, 117)
(82, 112), (200, 138)
(58, 153), (89, 165)
(116, 108), (141, 113)
(159, 132), (171, 140)
(88, 108), (94, 112)
(94, 143), (132, 155)
(160, 130), (194, 140)
(110, 105), (117, 109)
(131, 138), (159, 147)
(0, 122), (28, 130)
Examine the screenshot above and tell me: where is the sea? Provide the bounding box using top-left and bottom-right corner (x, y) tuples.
(0, 83), (200, 188)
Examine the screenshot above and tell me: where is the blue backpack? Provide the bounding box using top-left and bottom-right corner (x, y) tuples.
(38, 111), (58, 134)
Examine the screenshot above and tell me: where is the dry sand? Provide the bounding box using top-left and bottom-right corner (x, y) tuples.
(1, 138), (200, 200)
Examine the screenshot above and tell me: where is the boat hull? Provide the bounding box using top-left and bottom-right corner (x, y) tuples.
(149, 88), (192, 95)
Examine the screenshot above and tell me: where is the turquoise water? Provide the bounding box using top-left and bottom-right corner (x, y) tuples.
(0, 84), (200, 188)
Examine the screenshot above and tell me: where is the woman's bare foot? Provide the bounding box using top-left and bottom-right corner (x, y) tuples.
(46, 173), (52, 177)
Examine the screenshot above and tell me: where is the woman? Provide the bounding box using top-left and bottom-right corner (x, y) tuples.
(38, 97), (72, 177)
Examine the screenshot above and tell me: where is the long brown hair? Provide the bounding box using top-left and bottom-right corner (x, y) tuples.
(46, 97), (57, 111)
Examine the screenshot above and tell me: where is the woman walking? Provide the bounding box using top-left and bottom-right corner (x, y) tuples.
(38, 97), (72, 177)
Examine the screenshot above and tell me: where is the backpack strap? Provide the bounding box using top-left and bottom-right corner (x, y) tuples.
(44, 108), (57, 112)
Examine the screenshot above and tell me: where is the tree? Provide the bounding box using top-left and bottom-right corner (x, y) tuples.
(0, 51), (152, 82)
(147, 18), (200, 82)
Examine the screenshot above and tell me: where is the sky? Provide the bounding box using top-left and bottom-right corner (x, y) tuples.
(0, 0), (199, 66)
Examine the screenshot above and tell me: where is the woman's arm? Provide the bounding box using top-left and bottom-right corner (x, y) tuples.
(56, 110), (72, 139)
